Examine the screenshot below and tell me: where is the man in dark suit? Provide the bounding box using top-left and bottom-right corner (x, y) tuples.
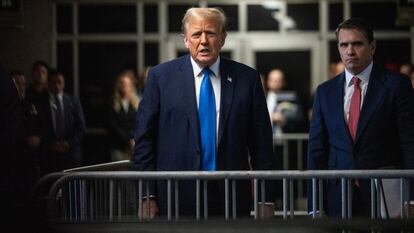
(40, 70), (86, 173)
(307, 18), (414, 217)
(133, 7), (275, 219)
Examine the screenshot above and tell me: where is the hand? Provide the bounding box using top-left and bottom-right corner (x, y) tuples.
(257, 203), (274, 219)
(138, 199), (159, 220)
(50, 141), (69, 154)
(272, 112), (284, 124)
(406, 203), (414, 217)
(27, 136), (41, 147)
(129, 139), (135, 150)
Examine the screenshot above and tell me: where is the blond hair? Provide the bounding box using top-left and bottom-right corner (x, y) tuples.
(112, 69), (140, 112)
(181, 7), (227, 38)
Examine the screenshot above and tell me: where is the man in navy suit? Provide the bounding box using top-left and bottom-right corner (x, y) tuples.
(41, 70), (86, 173)
(133, 7), (275, 219)
(307, 18), (414, 217)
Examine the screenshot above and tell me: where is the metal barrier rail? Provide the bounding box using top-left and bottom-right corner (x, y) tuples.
(35, 170), (413, 222)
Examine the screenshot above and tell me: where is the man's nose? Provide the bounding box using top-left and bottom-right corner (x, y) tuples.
(346, 45), (355, 55)
(200, 33), (208, 44)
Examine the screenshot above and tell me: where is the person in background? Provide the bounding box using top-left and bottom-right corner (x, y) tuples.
(266, 68), (305, 136)
(10, 70), (27, 99)
(399, 62), (413, 76)
(307, 18), (414, 217)
(40, 70), (86, 173)
(107, 69), (140, 161)
(0, 68), (25, 222)
(133, 7), (275, 219)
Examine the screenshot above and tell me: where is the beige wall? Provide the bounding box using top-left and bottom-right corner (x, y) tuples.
(0, 0), (53, 78)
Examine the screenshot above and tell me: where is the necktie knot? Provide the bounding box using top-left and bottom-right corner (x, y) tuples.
(352, 76), (360, 86)
(202, 67), (212, 79)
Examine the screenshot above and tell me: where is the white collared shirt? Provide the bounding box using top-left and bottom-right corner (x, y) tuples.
(49, 92), (64, 133)
(190, 56), (221, 139)
(343, 62), (372, 123)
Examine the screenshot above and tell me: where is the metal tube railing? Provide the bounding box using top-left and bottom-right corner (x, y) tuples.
(37, 170), (413, 222)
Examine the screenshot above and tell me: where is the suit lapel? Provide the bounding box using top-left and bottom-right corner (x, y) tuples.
(355, 65), (386, 143)
(333, 73), (352, 142)
(180, 55), (200, 150)
(218, 57), (235, 145)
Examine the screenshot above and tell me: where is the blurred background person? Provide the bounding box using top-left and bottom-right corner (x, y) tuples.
(399, 62), (413, 76)
(266, 68), (305, 136)
(107, 69), (141, 161)
(10, 69), (42, 190)
(40, 70), (86, 173)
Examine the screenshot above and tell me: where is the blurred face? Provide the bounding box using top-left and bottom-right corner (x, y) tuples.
(33, 65), (48, 87)
(338, 29), (376, 75)
(48, 74), (65, 95)
(266, 70), (285, 92)
(184, 17), (225, 67)
(119, 76), (134, 97)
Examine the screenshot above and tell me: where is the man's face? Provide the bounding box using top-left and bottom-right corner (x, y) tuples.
(183, 17), (225, 67)
(33, 65), (48, 86)
(338, 29), (376, 75)
(266, 70), (285, 93)
(48, 74), (65, 95)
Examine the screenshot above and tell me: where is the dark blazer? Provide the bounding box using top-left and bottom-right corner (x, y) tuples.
(133, 55), (275, 216)
(107, 102), (137, 151)
(40, 93), (86, 173)
(307, 64), (414, 216)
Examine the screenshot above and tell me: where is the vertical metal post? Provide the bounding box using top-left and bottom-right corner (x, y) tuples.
(312, 178), (317, 219)
(283, 178), (288, 219)
(167, 179), (172, 221)
(400, 178), (405, 219)
(69, 181), (73, 221)
(138, 180), (142, 221)
(196, 179), (200, 221)
(117, 181), (122, 220)
(109, 180), (114, 221)
(376, 179), (381, 219)
(225, 179), (229, 220)
(204, 180), (208, 220)
(289, 179), (294, 219)
(341, 178), (346, 219)
(89, 180), (94, 220)
(347, 179), (352, 219)
(232, 180), (237, 220)
(371, 179), (376, 219)
(253, 179), (258, 219)
(146, 181), (150, 221)
(261, 180), (266, 218)
(175, 180), (179, 220)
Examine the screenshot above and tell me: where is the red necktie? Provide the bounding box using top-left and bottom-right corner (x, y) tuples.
(348, 77), (361, 142)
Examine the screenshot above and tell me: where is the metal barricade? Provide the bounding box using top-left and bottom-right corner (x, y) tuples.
(34, 169), (414, 223)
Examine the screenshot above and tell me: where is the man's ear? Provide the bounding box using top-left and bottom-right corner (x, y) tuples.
(183, 36), (189, 49)
(370, 40), (376, 55)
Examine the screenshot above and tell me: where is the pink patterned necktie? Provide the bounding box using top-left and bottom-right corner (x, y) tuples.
(348, 77), (361, 142)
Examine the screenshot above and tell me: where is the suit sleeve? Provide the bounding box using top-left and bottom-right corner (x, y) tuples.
(307, 86), (329, 170)
(67, 96), (86, 151)
(396, 75), (414, 169)
(248, 72), (276, 201)
(133, 68), (159, 172)
(307, 86), (330, 213)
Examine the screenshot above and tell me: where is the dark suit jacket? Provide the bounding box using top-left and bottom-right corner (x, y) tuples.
(40, 93), (86, 173)
(133, 55), (275, 216)
(107, 102), (137, 151)
(307, 64), (414, 216)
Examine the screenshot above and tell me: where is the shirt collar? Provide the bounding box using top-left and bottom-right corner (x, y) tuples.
(190, 56), (220, 78)
(345, 62), (373, 87)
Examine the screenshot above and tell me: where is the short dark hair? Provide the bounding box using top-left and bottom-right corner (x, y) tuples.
(335, 18), (374, 43)
(48, 69), (64, 81)
(32, 60), (49, 71)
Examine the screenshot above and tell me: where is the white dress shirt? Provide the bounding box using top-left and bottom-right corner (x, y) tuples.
(49, 92), (64, 133)
(343, 62), (372, 123)
(191, 56), (221, 139)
